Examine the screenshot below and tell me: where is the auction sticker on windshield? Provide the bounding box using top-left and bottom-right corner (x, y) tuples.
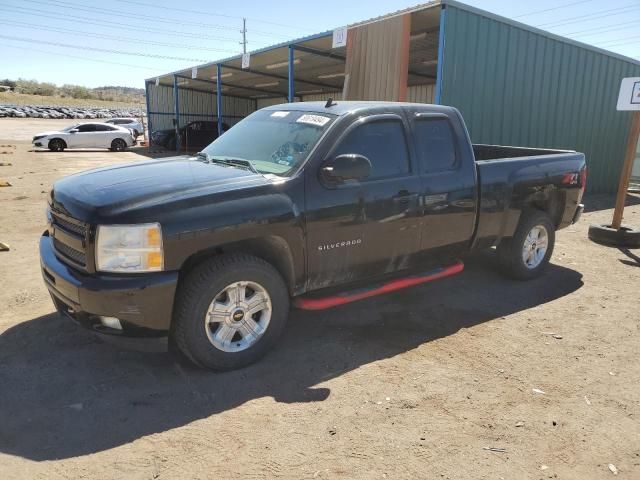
(297, 114), (331, 127)
(270, 111), (290, 118)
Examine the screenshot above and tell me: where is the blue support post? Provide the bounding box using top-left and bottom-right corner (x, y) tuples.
(144, 81), (152, 146)
(173, 74), (181, 153)
(216, 64), (223, 137)
(288, 45), (295, 103)
(434, 5), (447, 105)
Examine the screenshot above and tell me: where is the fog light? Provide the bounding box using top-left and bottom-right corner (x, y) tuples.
(99, 316), (122, 330)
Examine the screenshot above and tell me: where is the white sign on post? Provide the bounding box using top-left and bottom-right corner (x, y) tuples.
(242, 53), (251, 69)
(617, 77), (640, 111)
(332, 27), (348, 48)
(191, 67), (198, 79)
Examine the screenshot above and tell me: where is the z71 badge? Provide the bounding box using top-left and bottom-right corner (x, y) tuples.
(318, 238), (362, 251)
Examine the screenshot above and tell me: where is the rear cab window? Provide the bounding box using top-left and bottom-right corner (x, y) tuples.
(413, 117), (458, 173)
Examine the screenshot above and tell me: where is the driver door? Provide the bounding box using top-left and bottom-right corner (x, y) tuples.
(304, 113), (422, 290)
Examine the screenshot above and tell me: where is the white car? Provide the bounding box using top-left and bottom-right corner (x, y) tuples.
(32, 123), (136, 152)
(105, 118), (144, 138)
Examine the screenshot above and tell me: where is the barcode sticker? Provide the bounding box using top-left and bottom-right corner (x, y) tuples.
(296, 114), (331, 126)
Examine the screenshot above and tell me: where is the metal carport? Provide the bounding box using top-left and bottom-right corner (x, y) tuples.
(145, 3), (442, 153)
(146, 0), (640, 192)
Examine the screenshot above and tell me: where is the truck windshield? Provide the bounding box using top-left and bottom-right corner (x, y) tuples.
(201, 110), (336, 176)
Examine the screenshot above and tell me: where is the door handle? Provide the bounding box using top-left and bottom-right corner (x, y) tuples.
(393, 190), (413, 205)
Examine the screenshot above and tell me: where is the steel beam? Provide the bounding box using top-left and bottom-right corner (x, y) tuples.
(291, 45), (345, 61)
(173, 74), (181, 153)
(216, 64), (223, 137)
(144, 80), (152, 143)
(175, 74), (216, 86)
(221, 81), (284, 96)
(221, 64), (337, 90)
(291, 44), (435, 80)
(288, 46), (295, 103)
(435, 5), (447, 104)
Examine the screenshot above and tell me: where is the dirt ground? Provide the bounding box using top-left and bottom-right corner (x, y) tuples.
(0, 118), (639, 480)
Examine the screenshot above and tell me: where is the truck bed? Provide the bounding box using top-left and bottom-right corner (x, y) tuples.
(473, 144), (575, 161)
(472, 145), (586, 250)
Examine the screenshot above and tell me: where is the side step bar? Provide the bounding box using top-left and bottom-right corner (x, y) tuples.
(294, 261), (464, 311)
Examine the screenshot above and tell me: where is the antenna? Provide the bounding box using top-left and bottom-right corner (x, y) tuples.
(325, 97), (337, 108)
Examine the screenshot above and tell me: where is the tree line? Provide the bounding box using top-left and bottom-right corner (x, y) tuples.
(0, 78), (145, 103)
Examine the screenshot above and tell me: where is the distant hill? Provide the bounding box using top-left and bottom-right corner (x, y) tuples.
(92, 86), (145, 103)
(0, 79), (145, 104)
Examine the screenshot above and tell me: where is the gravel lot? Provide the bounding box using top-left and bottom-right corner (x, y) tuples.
(0, 118), (639, 479)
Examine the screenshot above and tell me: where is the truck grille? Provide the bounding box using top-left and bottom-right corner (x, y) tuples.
(53, 237), (87, 267)
(50, 211), (89, 269)
(52, 212), (87, 237)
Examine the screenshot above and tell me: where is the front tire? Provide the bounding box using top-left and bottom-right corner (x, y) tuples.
(497, 210), (555, 280)
(173, 254), (290, 371)
(48, 138), (66, 152)
(110, 138), (127, 152)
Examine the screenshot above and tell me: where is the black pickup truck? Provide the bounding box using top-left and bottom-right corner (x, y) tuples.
(41, 101), (586, 370)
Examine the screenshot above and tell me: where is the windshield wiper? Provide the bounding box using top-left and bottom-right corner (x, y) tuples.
(209, 156), (259, 174)
(196, 151), (209, 161)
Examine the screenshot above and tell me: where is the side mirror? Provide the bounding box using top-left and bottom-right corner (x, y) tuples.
(69, 129), (78, 133)
(321, 154), (371, 184)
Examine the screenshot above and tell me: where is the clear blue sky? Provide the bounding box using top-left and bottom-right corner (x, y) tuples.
(0, 0), (638, 88)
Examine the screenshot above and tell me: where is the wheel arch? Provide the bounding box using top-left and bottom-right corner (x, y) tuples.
(514, 185), (566, 233)
(178, 235), (299, 296)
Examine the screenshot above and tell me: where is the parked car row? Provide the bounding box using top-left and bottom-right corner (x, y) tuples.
(0, 104), (144, 120)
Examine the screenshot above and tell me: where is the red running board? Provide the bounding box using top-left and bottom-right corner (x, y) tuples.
(294, 261), (464, 311)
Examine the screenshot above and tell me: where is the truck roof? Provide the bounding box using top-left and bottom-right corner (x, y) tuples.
(263, 101), (455, 117)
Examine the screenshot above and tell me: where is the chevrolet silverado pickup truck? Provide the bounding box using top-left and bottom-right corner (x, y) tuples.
(41, 101), (586, 370)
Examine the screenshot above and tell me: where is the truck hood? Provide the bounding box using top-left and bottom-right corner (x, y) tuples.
(51, 156), (273, 221)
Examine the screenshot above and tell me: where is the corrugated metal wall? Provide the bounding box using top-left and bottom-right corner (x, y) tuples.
(441, 5), (640, 193)
(407, 84), (436, 103)
(147, 83), (255, 131)
(344, 14), (410, 101)
(256, 97), (289, 109)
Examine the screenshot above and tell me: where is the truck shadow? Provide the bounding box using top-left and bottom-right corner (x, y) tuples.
(0, 252), (583, 461)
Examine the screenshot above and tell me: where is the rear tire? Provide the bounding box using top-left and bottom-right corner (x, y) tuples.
(48, 138), (66, 152)
(497, 210), (555, 280)
(173, 254), (289, 371)
(110, 138), (127, 152)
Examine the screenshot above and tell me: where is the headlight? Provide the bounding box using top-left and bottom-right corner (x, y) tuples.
(33, 135), (46, 141)
(96, 223), (164, 273)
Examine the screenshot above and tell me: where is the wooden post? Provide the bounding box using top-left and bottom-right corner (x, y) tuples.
(612, 111), (640, 229)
